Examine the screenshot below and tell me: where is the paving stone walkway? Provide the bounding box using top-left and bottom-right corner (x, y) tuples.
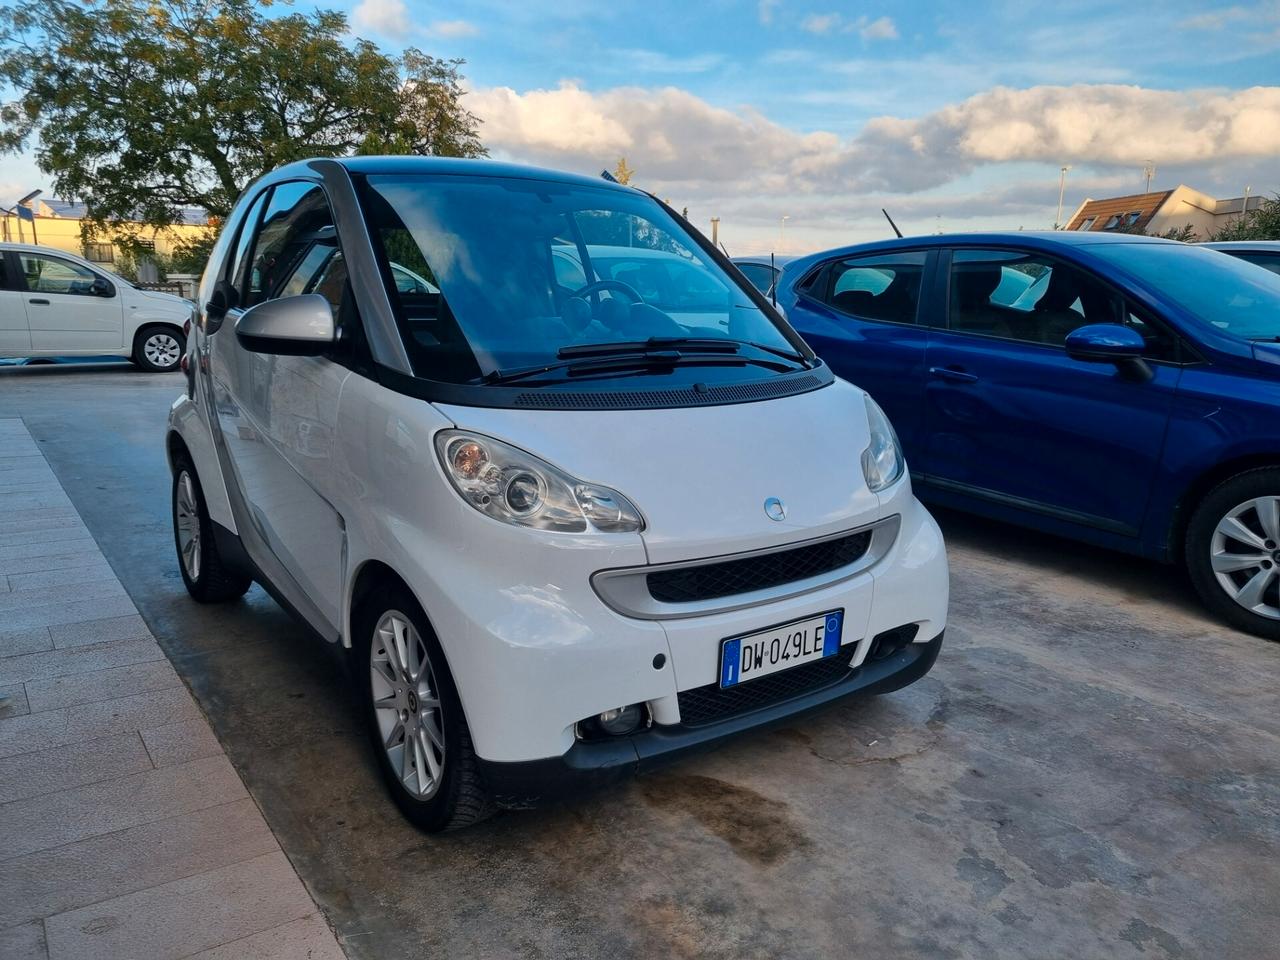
(0, 418), (346, 960)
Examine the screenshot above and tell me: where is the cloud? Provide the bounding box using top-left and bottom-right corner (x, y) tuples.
(800, 12), (898, 39)
(1179, 5), (1252, 30)
(351, 0), (410, 35)
(801, 13), (842, 34)
(758, 0), (780, 25)
(469, 80), (1280, 200)
(612, 49), (726, 73)
(431, 19), (479, 37)
(858, 15), (898, 40)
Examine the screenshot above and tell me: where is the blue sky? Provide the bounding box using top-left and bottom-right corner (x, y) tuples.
(5, 0), (1279, 251)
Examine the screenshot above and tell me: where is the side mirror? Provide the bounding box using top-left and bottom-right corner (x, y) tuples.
(1065, 323), (1145, 361)
(90, 277), (114, 297)
(235, 294), (336, 356)
(1065, 323), (1151, 381)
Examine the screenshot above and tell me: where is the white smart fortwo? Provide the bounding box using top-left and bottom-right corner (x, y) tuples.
(166, 157), (949, 831)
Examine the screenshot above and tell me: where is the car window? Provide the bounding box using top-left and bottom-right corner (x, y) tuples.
(949, 249), (1122, 345)
(736, 262), (776, 294)
(816, 252), (926, 325)
(226, 190), (269, 308)
(1090, 242), (1280, 341)
(358, 174), (791, 385)
(18, 254), (100, 296)
(242, 182), (334, 309)
(1234, 252), (1280, 277)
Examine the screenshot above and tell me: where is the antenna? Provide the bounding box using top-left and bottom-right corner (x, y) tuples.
(770, 252), (777, 307)
(882, 208), (903, 238)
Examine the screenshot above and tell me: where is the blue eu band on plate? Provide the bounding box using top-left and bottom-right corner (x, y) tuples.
(719, 609), (845, 688)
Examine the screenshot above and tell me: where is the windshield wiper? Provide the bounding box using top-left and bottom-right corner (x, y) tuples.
(483, 345), (801, 386)
(558, 336), (809, 364)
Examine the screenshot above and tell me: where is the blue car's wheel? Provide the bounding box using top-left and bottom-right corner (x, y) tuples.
(1187, 468), (1280, 641)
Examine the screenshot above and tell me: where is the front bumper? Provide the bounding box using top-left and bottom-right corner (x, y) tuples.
(477, 628), (943, 809)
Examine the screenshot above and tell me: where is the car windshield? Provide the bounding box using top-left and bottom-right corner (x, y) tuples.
(357, 174), (792, 383)
(1089, 242), (1280, 340)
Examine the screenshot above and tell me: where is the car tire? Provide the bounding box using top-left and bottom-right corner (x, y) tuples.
(172, 459), (253, 603)
(133, 324), (184, 372)
(1185, 467), (1280, 641)
(351, 583), (494, 832)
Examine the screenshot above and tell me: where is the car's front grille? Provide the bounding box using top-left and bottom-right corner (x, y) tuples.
(647, 530), (873, 604)
(676, 645), (860, 727)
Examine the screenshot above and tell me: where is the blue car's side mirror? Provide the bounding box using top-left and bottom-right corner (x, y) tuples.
(1065, 324), (1146, 362)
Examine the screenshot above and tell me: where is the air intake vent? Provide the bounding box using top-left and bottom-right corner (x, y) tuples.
(648, 529), (873, 604)
(513, 374), (824, 410)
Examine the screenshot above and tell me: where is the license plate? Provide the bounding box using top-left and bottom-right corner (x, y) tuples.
(719, 609), (845, 689)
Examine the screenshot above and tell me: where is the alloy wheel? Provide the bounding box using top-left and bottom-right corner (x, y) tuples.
(370, 610), (446, 799)
(175, 471), (201, 581)
(1210, 496), (1280, 620)
(145, 332), (182, 369)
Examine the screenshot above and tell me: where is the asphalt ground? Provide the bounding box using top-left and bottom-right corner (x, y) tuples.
(3, 362), (1277, 960)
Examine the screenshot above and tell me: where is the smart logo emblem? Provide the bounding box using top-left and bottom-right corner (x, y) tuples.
(764, 497), (787, 522)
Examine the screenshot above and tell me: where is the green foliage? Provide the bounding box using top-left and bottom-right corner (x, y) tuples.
(0, 0), (485, 233)
(1208, 194), (1280, 241)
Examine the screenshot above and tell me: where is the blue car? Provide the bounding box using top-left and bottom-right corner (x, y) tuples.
(776, 232), (1280, 639)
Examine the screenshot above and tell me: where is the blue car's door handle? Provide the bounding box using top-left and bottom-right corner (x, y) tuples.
(929, 366), (978, 384)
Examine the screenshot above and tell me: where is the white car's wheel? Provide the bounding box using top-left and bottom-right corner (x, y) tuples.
(133, 325), (184, 372)
(171, 459), (252, 603)
(352, 583), (493, 831)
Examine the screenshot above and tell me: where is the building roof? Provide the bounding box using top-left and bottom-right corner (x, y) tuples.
(33, 198), (210, 226)
(1065, 191), (1172, 233)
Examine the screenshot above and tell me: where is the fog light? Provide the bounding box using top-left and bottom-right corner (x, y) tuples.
(598, 704), (643, 736)
(576, 703), (648, 740)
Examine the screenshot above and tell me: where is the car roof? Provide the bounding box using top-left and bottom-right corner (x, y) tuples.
(265, 155), (640, 196)
(1203, 240), (1280, 250)
(780, 231), (1184, 275)
(732, 255), (797, 267)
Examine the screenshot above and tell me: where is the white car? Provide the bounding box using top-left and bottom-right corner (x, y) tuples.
(0, 242), (191, 371)
(166, 157), (949, 831)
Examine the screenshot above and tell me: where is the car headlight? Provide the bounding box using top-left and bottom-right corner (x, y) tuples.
(435, 430), (645, 533)
(861, 394), (904, 492)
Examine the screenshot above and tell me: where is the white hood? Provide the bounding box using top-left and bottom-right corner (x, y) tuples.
(434, 378), (881, 564)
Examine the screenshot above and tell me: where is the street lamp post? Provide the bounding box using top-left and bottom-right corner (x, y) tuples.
(1055, 166), (1071, 230)
(777, 215), (790, 252)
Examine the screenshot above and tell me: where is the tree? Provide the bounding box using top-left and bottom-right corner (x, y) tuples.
(1208, 194), (1280, 242)
(612, 157), (635, 185)
(0, 0), (485, 239)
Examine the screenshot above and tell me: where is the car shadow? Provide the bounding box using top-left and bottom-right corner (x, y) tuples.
(928, 503), (1209, 621)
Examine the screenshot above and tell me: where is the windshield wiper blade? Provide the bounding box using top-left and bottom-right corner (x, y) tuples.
(483, 349), (796, 386)
(558, 336), (809, 365)
(557, 337), (741, 359)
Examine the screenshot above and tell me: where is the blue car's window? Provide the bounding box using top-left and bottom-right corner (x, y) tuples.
(358, 174), (790, 384)
(818, 251), (925, 325)
(1090, 243), (1280, 340)
(736, 262), (776, 294)
(1231, 252), (1280, 278)
(950, 249), (1121, 345)
(948, 248), (1182, 360)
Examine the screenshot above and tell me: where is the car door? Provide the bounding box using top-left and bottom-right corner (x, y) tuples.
(0, 253), (32, 354)
(786, 249), (933, 456)
(16, 251), (125, 352)
(920, 246), (1182, 537)
(206, 181), (351, 629)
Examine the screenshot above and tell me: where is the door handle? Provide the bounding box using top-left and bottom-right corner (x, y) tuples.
(929, 366), (978, 384)
(27, 298), (50, 306)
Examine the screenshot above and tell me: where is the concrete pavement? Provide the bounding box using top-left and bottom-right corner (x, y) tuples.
(3, 365), (1280, 960)
(0, 415), (345, 960)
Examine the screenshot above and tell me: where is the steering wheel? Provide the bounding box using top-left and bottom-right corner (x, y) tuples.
(571, 278), (645, 303)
